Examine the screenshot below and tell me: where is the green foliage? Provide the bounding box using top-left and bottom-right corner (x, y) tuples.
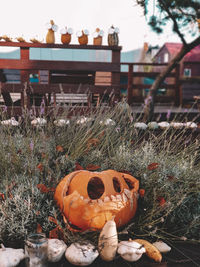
(136, 0), (200, 37)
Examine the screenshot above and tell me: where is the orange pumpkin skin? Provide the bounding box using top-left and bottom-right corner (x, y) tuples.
(54, 170), (139, 232)
(61, 33), (71, 45)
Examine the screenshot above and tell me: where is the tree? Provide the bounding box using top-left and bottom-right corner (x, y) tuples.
(136, 0), (200, 121)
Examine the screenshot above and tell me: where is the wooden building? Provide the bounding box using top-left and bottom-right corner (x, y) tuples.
(153, 43), (200, 104)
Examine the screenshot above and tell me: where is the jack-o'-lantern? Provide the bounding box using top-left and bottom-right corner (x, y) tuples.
(77, 29), (89, 45)
(54, 170), (139, 232)
(108, 25), (119, 46)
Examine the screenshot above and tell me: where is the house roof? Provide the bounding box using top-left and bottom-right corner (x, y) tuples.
(155, 42), (200, 62)
(184, 45), (200, 62)
(165, 42), (182, 55)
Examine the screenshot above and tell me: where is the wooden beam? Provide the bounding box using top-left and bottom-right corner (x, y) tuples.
(121, 84), (176, 89)
(127, 64), (133, 105)
(0, 41), (122, 51)
(121, 71), (176, 78)
(1, 83), (120, 95)
(0, 59), (120, 72)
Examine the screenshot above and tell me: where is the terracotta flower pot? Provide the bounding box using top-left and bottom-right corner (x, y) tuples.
(61, 33), (71, 45)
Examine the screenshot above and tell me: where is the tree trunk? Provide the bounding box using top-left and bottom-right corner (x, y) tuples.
(143, 37), (200, 122)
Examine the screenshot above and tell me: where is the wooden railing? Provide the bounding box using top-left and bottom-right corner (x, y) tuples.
(0, 42), (199, 117)
(120, 62), (181, 106)
(0, 42), (122, 115)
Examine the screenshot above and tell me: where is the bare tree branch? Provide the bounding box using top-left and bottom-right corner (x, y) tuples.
(159, 0), (187, 46)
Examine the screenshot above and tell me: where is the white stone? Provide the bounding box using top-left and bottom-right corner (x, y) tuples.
(48, 239), (67, 262)
(1, 117), (19, 126)
(0, 245), (25, 267)
(184, 122), (197, 129)
(117, 240), (146, 262)
(31, 118), (47, 126)
(158, 121), (170, 129)
(152, 241), (171, 253)
(148, 121), (159, 129)
(54, 119), (70, 126)
(134, 122), (147, 130)
(65, 242), (98, 266)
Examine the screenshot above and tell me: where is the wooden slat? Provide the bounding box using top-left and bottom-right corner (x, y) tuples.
(1, 83), (120, 94)
(52, 94), (88, 104)
(50, 75), (95, 84)
(0, 59), (120, 72)
(121, 71), (176, 78)
(132, 96), (174, 103)
(121, 84), (176, 89)
(0, 41), (122, 51)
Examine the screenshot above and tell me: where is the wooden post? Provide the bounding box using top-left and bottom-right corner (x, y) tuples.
(111, 48), (121, 103)
(175, 64), (181, 106)
(127, 64), (133, 105)
(20, 47), (30, 109)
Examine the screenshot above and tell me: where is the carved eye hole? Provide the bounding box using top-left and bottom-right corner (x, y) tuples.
(124, 177), (134, 190)
(87, 177), (105, 200)
(112, 177), (121, 193)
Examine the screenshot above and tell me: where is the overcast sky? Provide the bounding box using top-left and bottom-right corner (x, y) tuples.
(0, 0), (188, 52)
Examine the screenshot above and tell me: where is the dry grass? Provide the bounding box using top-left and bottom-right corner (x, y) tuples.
(0, 105), (199, 247)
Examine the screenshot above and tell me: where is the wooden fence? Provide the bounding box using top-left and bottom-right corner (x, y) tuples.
(0, 41), (121, 116)
(0, 41), (199, 117)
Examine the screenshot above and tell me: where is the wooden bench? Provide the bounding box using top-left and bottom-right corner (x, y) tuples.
(51, 93), (89, 106)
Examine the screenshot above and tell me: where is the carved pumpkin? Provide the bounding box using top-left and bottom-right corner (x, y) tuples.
(54, 170), (139, 232)
(108, 25), (119, 46)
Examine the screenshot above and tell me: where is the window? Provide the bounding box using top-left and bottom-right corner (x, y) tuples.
(164, 53), (169, 63)
(184, 68), (191, 77)
(29, 73), (39, 83)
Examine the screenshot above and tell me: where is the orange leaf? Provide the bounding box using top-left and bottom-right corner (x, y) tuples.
(37, 223), (43, 233)
(37, 163), (44, 172)
(167, 175), (174, 181)
(0, 193), (5, 201)
(49, 226), (64, 239)
(139, 188), (145, 198)
(98, 131), (105, 139)
(35, 211), (40, 216)
(157, 196), (166, 206)
(87, 138), (100, 146)
(86, 164), (101, 171)
(48, 216), (58, 225)
(37, 184), (48, 193)
(48, 187), (56, 193)
(37, 184), (55, 194)
(147, 163), (159, 171)
(56, 145), (64, 152)
(75, 162), (84, 170)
